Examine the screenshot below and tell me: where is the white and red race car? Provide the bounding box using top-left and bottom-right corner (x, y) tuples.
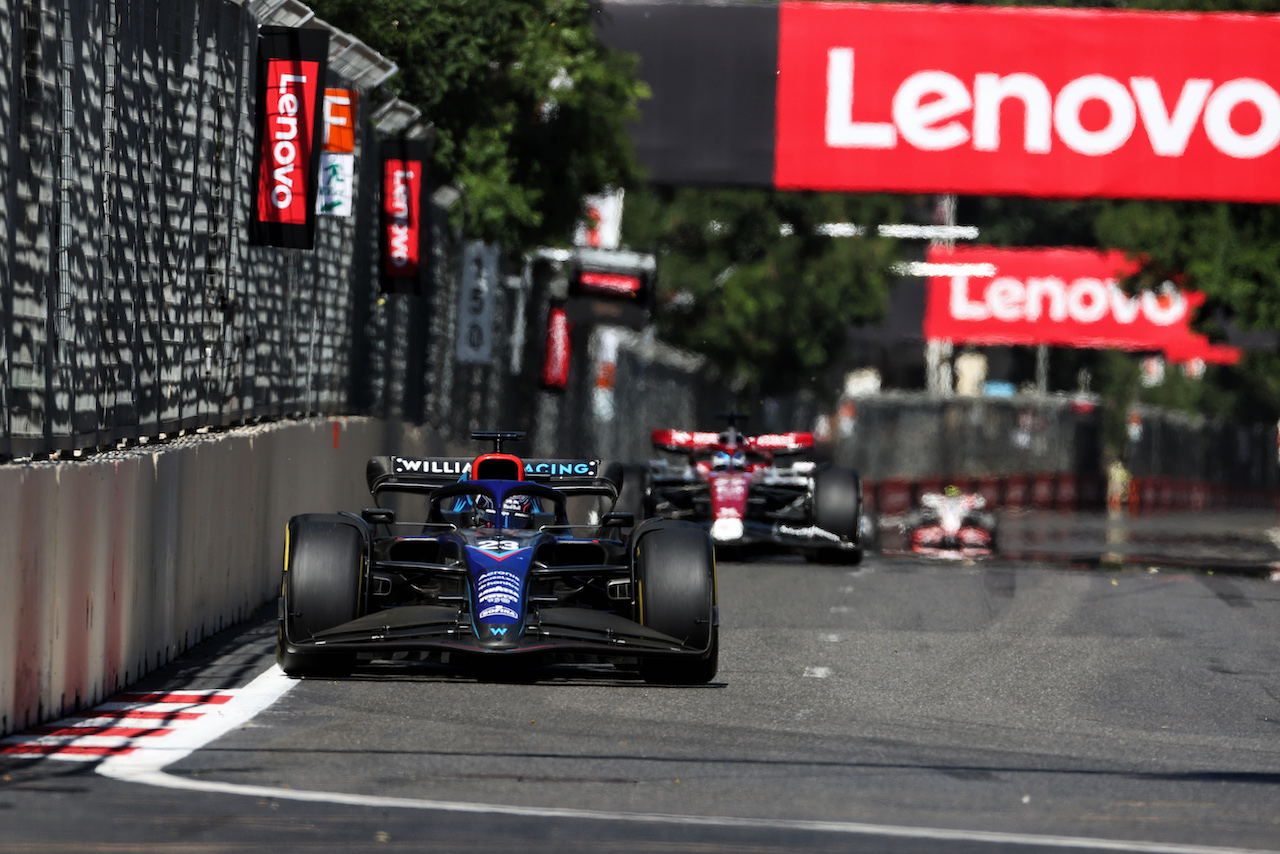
(904, 488), (998, 559)
(643, 415), (866, 563)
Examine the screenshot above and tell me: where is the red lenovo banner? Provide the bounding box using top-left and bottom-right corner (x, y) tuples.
(250, 27), (328, 248)
(379, 139), (429, 295)
(541, 307), (572, 390)
(923, 246), (1240, 364)
(776, 2), (1280, 202)
(576, 271), (642, 298)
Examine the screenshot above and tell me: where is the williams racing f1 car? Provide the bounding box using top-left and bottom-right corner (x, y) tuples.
(277, 432), (718, 684)
(643, 415), (865, 563)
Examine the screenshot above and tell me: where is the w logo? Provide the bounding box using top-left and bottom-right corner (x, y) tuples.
(489, 627), (508, 636)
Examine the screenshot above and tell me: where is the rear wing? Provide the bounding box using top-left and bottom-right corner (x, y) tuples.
(651, 430), (721, 452)
(366, 455), (619, 498)
(651, 429), (815, 455)
(750, 432), (815, 454)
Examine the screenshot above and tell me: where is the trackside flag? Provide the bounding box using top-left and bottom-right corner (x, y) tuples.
(250, 26), (328, 248)
(317, 89), (357, 217)
(380, 138), (430, 296)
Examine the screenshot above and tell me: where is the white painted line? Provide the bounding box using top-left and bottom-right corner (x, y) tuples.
(96, 666), (1277, 854)
(803, 666), (832, 679)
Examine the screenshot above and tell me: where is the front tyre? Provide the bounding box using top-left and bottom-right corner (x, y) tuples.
(278, 514), (364, 677)
(633, 523), (718, 684)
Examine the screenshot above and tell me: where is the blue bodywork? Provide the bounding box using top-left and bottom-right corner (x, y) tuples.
(277, 449), (719, 682)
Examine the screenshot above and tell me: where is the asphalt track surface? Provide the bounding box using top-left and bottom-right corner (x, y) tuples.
(2, 509), (1279, 853)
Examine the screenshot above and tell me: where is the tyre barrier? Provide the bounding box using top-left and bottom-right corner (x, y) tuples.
(1077, 475), (1104, 510)
(1031, 474), (1056, 509)
(1004, 475), (1030, 509)
(0, 417), (445, 737)
(871, 479), (913, 515)
(975, 476), (1003, 509)
(1055, 474), (1077, 511)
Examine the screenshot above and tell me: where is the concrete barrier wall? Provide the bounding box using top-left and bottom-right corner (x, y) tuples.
(0, 417), (444, 736)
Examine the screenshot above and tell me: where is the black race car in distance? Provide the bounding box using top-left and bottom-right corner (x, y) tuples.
(277, 432), (719, 684)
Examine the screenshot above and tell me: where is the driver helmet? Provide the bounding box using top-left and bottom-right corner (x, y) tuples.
(944, 484), (961, 498)
(711, 449), (746, 470)
(476, 493), (537, 528)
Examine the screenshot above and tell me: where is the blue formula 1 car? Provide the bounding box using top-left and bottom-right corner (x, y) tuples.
(276, 432), (719, 684)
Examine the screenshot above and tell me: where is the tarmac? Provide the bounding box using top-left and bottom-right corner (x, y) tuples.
(875, 506), (1280, 578)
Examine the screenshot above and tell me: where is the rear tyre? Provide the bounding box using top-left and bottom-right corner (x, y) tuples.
(812, 466), (863, 541)
(633, 524), (718, 684)
(278, 515), (364, 677)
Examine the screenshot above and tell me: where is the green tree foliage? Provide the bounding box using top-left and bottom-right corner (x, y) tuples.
(304, 0), (648, 250)
(622, 188), (907, 396)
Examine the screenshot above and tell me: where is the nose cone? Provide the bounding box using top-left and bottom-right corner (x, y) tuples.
(476, 622), (521, 649)
(711, 518), (745, 542)
(468, 543), (533, 650)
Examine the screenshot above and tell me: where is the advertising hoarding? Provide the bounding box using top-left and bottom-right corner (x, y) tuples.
(597, 1), (1280, 203)
(923, 246), (1240, 363)
(776, 2), (1280, 201)
(457, 241), (498, 365)
(541, 307), (572, 390)
(380, 138), (430, 295)
(317, 89), (357, 217)
(250, 27), (328, 248)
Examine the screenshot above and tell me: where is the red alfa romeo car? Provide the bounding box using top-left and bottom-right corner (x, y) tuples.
(642, 414), (866, 563)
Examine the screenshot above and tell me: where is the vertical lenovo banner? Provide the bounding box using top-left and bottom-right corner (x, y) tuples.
(541, 307), (572, 390)
(251, 27), (328, 248)
(380, 138), (429, 295)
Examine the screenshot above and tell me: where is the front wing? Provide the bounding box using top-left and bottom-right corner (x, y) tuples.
(279, 603), (716, 661)
(648, 479), (859, 552)
(908, 524), (995, 559)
